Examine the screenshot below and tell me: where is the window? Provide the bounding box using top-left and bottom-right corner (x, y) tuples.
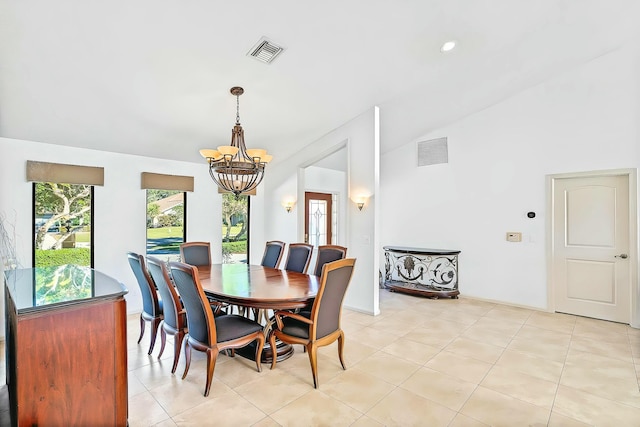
(146, 189), (186, 262)
(222, 193), (249, 263)
(33, 182), (93, 267)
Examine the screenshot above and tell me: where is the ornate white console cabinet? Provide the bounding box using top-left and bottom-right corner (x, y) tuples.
(383, 246), (460, 298)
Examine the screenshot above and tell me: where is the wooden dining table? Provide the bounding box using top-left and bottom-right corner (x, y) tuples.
(195, 263), (320, 362)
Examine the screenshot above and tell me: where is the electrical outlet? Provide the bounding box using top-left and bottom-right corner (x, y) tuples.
(506, 232), (522, 242)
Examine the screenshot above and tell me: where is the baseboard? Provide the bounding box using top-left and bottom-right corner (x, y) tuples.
(343, 304), (379, 316)
(459, 294), (550, 313)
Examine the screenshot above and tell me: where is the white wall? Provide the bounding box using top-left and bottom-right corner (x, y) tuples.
(0, 137), (221, 337)
(264, 173), (299, 246)
(262, 107), (380, 315)
(381, 44), (640, 316)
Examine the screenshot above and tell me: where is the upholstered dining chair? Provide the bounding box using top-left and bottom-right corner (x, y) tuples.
(269, 258), (356, 388)
(146, 256), (187, 374)
(284, 243), (314, 274)
(261, 240), (285, 269)
(180, 241), (230, 313)
(313, 245), (347, 277)
(297, 245), (348, 313)
(169, 261), (265, 397)
(127, 252), (163, 355)
(179, 241), (211, 266)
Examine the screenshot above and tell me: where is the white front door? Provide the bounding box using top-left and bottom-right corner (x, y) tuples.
(551, 174), (630, 323)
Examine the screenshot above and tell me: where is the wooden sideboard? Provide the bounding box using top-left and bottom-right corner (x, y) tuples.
(4, 265), (128, 426)
(383, 246), (460, 298)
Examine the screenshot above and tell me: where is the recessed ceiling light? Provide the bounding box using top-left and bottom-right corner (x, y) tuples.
(440, 40), (457, 53)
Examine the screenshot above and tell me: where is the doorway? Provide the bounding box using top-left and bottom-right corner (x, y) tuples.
(300, 144), (347, 247)
(548, 169), (637, 323)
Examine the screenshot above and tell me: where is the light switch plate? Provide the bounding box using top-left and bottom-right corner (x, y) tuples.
(506, 232), (522, 242)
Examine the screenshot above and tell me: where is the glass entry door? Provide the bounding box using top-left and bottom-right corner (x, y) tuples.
(305, 192), (333, 246)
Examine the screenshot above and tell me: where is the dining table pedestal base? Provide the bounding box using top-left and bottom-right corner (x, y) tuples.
(237, 339), (295, 363)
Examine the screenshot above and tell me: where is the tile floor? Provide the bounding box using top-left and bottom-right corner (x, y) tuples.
(35, 290), (640, 426)
(121, 290), (640, 426)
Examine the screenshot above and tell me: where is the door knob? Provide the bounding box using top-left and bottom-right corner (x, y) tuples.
(615, 253), (628, 259)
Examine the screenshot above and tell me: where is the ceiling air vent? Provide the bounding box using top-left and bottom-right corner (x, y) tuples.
(247, 37), (284, 64)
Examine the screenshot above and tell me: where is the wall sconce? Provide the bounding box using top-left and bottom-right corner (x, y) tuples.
(353, 196), (367, 211)
(281, 200), (295, 213)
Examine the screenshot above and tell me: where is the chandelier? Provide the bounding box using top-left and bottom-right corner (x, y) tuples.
(200, 87), (272, 197)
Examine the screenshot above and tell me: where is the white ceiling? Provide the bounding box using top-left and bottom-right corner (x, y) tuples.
(1, 1), (639, 165)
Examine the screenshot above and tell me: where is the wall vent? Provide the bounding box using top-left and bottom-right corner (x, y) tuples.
(417, 137), (448, 167)
(247, 37), (284, 64)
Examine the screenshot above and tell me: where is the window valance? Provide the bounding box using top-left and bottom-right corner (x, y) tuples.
(141, 172), (194, 192)
(26, 161), (104, 186)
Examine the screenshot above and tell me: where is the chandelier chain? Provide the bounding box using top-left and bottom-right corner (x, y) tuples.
(236, 93), (240, 124)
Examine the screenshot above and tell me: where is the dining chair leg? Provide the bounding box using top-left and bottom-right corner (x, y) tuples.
(337, 331), (346, 370)
(269, 333), (278, 370)
(148, 317), (161, 355)
(137, 314), (145, 344)
(157, 326), (167, 359)
(253, 333), (265, 372)
(204, 348), (219, 397)
(182, 342), (192, 380)
(171, 331), (185, 374)
(307, 343), (319, 388)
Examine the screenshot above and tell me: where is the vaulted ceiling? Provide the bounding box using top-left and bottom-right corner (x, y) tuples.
(1, 1), (638, 164)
